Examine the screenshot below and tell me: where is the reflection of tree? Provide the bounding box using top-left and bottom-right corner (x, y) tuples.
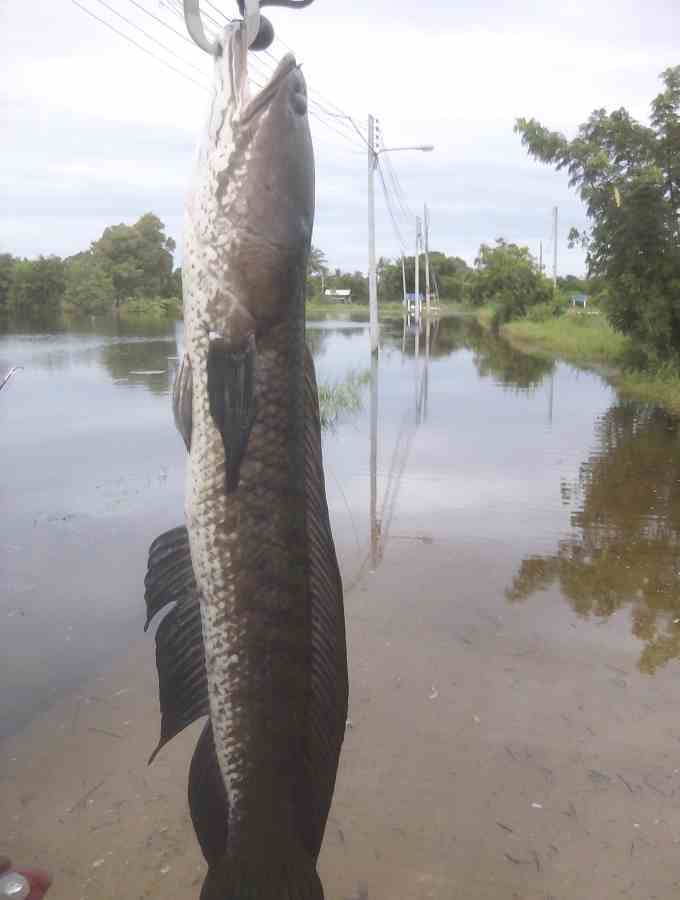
(382, 316), (555, 391)
(464, 320), (555, 391)
(99, 339), (175, 396)
(507, 402), (680, 673)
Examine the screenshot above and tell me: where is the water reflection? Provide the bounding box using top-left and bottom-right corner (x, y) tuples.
(369, 314), (438, 572)
(98, 338), (176, 395)
(465, 321), (556, 392)
(507, 402), (680, 673)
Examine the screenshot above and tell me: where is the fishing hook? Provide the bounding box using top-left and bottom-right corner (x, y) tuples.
(183, 0), (315, 55)
(183, 0), (261, 52)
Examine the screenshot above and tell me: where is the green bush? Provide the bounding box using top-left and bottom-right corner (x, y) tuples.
(119, 296), (182, 318)
(525, 302), (555, 322)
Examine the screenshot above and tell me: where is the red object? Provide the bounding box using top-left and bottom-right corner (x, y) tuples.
(0, 857), (51, 900)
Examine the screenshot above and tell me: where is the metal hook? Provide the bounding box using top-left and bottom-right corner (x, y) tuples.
(183, 0), (314, 55)
(183, 0), (218, 54)
(182, 0), (261, 52)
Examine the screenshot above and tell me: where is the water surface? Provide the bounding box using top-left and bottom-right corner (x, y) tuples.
(3, 312), (680, 898)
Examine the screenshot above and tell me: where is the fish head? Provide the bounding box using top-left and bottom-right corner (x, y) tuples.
(200, 26), (314, 342)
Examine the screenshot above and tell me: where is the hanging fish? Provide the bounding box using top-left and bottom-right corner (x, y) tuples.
(144, 18), (348, 900)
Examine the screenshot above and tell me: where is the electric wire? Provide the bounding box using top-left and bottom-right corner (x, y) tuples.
(74, 0), (366, 154)
(197, 0), (364, 141)
(125, 0), (200, 47)
(71, 0), (208, 90)
(377, 160), (408, 255)
(90, 0), (207, 76)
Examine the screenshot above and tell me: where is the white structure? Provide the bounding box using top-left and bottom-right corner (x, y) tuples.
(324, 289), (352, 304)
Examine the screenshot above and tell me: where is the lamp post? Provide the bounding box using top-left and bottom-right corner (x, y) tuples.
(367, 114), (433, 353)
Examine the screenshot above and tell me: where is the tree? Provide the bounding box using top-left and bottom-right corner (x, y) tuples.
(307, 245), (328, 298)
(64, 253), (115, 315)
(91, 213), (176, 305)
(470, 238), (552, 322)
(515, 66), (680, 364)
(0, 254), (16, 315)
(7, 256), (65, 322)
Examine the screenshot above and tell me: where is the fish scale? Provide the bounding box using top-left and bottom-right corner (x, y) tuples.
(144, 20), (347, 900)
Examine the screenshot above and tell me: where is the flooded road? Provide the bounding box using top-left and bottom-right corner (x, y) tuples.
(3, 313), (680, 898)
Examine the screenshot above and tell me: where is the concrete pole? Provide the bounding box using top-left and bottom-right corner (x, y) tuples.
(552, 206), (558, 289)
(424, 204), (431, 315)
(369, 351), (379, 570)
(367, 115), (378, 353)
(401, 255), (407, 307)
(415, 216), (421, 319)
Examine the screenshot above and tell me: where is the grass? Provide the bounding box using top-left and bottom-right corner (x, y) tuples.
(318, 369), (371, 430)
(474, 306), (680, 416)
(502, 312), (628, 366)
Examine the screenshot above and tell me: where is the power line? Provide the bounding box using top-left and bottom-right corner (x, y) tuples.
(90, 0), (207, 76)
(125, 0), (200, 47)
(74, 0), (366, 152)
(71, 0), (208, 90)
(377, 160), (407, 254)
(199, 0), (364, 139)
(382, 150), (415, 223)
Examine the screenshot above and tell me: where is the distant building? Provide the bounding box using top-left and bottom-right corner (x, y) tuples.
(570, 293), (588, 309)
(324, 289), (352, 304)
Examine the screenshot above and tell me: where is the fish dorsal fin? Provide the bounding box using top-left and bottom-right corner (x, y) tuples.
(144, 526), (209, 762)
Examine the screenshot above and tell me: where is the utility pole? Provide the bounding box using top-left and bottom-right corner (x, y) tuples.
(401, 254), (407, 307)
(424, 204), (431, 315)
(415, 216), (422, 318)
(367, 114), (379, 353)
(539, 240), (543, 273)
(552, 206), (558, 289)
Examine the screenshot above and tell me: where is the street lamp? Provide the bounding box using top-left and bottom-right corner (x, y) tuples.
(367, 116), (434, 353)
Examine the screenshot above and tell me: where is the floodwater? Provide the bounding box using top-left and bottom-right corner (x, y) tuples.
(3, 313), (680, 899)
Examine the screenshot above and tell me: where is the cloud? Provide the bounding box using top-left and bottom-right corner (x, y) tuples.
(2, 0), (678, 274)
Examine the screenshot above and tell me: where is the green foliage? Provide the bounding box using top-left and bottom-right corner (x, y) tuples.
(525, 302), (556, 322)
(63, 253), (115, 315)
(317, 370), (370, 430)
(91, 212), (176, 305)
(119, 296), (183, 319)
(0, 253), (16, 315)
(307, 248), (473, 306)
(515, 65), (680, 363)
(471, 238), (552, 325)
(8, 256), (65, 322)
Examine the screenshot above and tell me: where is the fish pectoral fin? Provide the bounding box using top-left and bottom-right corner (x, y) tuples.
(144, 526), (208, 762)
(173, 354), (193, 451)
(207, 335), (257, 493)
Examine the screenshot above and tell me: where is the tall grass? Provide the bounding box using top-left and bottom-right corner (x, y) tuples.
(502, 313), (628, 365)
(318, 370), (370, 430)
(477, 309), (680, 416)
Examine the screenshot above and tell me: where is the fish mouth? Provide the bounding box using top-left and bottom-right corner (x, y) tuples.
(240, 52), (301, 122)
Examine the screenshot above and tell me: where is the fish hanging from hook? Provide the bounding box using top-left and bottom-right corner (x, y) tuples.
(183, 0), (315, 54)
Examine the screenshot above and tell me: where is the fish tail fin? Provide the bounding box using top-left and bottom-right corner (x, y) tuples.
(200, 839), (323, 900)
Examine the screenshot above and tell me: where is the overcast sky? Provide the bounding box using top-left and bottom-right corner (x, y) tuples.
(2, 0), (678, 276)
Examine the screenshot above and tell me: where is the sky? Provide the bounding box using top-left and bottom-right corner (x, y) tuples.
(2, 0), (679, 278)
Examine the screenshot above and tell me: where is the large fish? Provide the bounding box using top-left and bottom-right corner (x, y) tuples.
(143, 20), (348, 900)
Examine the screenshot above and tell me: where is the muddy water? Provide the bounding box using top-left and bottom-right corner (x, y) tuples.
(3, 313), (680, 898)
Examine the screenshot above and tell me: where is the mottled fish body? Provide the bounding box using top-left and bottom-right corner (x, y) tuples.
(144, 21), (347, 900)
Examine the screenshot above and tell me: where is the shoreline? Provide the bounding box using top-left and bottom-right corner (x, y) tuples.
(474, 308), (680, 417)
